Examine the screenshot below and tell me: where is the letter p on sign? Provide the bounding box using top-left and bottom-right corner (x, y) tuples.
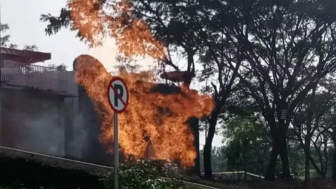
(107, 77), (129, 113)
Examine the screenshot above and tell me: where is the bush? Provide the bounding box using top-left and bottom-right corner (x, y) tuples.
(0, 156), (104, 189)
(101, 160), (196, 189)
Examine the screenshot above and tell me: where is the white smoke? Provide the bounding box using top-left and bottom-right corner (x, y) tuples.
(15, 111), (61, 156)
(67, 112), (87, 159)
(0, 94), (88, 159)
(2, 100), (62, 156)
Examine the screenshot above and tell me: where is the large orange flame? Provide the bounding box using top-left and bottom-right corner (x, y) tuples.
(75, 55), (214, 167)
(68, 0), (167, 59)
(67, 0), (214, 167)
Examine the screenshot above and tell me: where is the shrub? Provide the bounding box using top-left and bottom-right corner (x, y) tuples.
(101, 160), (195, 189)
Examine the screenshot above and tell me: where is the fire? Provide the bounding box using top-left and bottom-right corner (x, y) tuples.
(67, 0), (214, 167)
(75, 55), (214, 167)
(68, 0), (167, 59)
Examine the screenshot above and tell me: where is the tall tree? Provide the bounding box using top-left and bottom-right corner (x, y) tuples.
(210, 0), (336, 180)
(194, 8), (242, 178)
(40, 0), (242, 178)
(291, 81), (336, 179)
(310, 81), (336, 181)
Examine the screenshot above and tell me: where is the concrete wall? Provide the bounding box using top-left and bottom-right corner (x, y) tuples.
(0, 89), (65, 156)
(0, 57), (68, 157)
(64, 71), (79, 158)
(63, 61), (112, 165)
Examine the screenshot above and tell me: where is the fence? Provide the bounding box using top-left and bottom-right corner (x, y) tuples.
(1, 60), (67, 92)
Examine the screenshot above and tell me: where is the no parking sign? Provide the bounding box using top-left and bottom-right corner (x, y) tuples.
(107, 77), (129, 113)
(107, 77), (129, 189)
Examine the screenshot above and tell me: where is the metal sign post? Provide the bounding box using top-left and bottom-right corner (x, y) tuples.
(114, 112), (118, 189)
(107, 77), (129, 189)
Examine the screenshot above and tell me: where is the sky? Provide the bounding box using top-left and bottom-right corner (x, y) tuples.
(0, 0), (224, 147)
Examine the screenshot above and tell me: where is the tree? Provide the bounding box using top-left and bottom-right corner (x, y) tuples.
(40, 2), (202, 175)
(309, 81), (336, 181)
(195, 11), (241, 179)
(290, 80), (336, 180)
(328, 109), (336, 180)
(223, 113), (271, 176)
(1, 23), (15, 48)
(210, 0), (336, 180)
(0, 23), (37, 50)
(48, 63), (67, 71)
(9, 44), (18, 49)
(40, 0), (243, 179)
(40, 0), (336, 181)
(23, 45), (38, 51)
(40, 0), (197, 82)
(199, 146), (226, 174)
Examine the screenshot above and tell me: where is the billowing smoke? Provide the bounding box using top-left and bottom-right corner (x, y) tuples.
(66, 112), (87, 159)
(14, 111), (61, 155)
(1, 98), (61, 156)
(0, 90), (88, 159)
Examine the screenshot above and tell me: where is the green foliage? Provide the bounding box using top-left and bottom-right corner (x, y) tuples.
(101, 160), (196, 189)
(200, 146), (226, 173)
(223, 116), (270, 175)
(42, 0), (336, 181)
(287, 141), (305, 178)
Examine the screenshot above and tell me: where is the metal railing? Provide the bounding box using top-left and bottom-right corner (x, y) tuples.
(211, 171), (264, 180)
(0, 60), (67, 92)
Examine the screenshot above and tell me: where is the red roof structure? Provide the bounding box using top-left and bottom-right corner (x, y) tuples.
(0, 47), (51, 64)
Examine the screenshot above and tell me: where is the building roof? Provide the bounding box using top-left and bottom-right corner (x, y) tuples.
(0, 47), (51, 64)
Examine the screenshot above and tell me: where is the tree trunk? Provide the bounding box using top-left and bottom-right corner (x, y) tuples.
(265, 138), (278, 180)
(278, 134), (291, 178)
(265, 117), (291, 180)
(203, 116), (217, 179)
(203, 142), (212, 179)
(295, 128), (324, 176)
(304, 88), (315, 181)
(304, 134), (311, 181)
(332, 147), (336, 181)
(186, 117), (200, 175)
(243, 150), (247, 180)
(331, 135), (336, 181)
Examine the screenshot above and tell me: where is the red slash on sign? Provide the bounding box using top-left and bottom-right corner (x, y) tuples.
(107, 77), (129, 114)
(110, 84), (126, 106)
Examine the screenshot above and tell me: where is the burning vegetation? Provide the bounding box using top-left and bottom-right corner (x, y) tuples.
(60, 0), (214, 168)
(74, 55), (214, 167)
